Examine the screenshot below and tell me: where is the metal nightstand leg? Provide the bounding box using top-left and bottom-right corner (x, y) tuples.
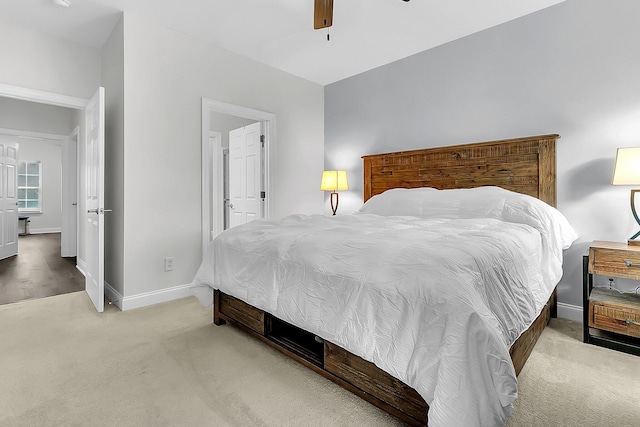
(583, 255), (591, 344)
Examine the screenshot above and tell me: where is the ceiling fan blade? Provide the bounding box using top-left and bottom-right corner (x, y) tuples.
(314, 0), (333, 30)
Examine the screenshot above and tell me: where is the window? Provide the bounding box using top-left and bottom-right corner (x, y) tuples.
(18, 161), (42, 213)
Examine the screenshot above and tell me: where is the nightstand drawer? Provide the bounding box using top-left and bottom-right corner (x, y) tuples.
(589, 242), (640, 280)
(589, 288), (640, 339)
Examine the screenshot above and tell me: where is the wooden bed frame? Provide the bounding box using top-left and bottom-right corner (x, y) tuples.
(213, 134), (561, 426)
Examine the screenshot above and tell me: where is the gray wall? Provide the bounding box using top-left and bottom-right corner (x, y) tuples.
(325, 0), (640, 310)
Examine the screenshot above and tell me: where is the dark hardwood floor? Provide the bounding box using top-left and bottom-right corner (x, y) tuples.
(0, 233), (84, 305)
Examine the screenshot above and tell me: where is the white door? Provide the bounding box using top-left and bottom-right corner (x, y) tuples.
(85, 87), (105, 312)
(228, 122), (262, 228)
(0, 137), (18, 261)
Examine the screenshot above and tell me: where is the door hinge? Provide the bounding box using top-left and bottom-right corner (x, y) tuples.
(260, 191), (266, 199)
(260, 134), (265, 147)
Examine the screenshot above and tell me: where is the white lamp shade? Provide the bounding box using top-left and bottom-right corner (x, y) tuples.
(320, 170), (348, 191)
(612, 147), (640, 185)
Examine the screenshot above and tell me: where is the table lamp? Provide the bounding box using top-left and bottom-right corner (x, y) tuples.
(611, 147), (640, 245)
(321, 170), (348, 215)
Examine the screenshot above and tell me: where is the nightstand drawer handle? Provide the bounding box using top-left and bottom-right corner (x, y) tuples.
(626, 319), (640, 327)
(623, 260), (640, 267)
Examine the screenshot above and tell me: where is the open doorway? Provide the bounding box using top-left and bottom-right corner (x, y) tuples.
(0, 127), (82, 305)
(200, 98), (276, 254)
(0, 87), (85, 305)
(209, 116), (262, 231)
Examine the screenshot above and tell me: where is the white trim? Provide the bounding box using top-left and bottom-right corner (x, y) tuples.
(76, 259), (87, 276)
(0, 83), (88, 109)
(120, 283), (194, 311)
(557, 302), (582, 323)
(0, 127), (68, 142)
(202, 130), (223, 252)
(104, 281), (123, 310)
(211, 131), (224, 238)
(27, 227), (62, 234)
(201, 98), (276, 255)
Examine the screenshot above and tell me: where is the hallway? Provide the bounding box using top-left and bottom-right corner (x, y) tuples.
(0, 233), (84, 305)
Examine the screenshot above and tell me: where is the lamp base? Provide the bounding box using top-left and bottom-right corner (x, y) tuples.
(629, 191), (640, 246)
(330, 192), (339, 216)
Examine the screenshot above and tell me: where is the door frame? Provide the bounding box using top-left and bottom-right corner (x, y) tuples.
(61, 126), (79, 257)
(208, 130), (223, 241)
(0, 127), (75, 255)
(201, 98), (276, 255)
(0, 84), (89, 265)
(0, 83), (87, 109)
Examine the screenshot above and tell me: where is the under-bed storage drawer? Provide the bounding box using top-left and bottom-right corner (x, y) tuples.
(218, 293), (266, 335)
(324, 342), (428, 424)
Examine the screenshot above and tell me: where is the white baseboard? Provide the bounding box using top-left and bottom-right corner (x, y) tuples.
(104, 281), (123, 310)
(78, 272), (190, 312)
(557, 302), (582, 323)
(120, 283), (193, 311)
(27, 227), (62, 234)
(76, 258), (86, 276)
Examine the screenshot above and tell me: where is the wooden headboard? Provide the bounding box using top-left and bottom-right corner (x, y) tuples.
(362, 134), (559, 207)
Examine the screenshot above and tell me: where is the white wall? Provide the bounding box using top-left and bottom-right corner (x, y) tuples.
(210, 112), (256, 148)
(0, 15), (324, 308)
(0, 98), (73, 235)
(0, 21), (101, 99)
(0, 98), (75, 135)
(325, 0), (640, 310)
(17, 139), (63, 233)
(0, 22), (100, 270)
(101, 15), (125, 296)
(120, 14), (325, 298)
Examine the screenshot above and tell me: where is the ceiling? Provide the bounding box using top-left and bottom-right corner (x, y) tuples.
(1, 0), (565, 85)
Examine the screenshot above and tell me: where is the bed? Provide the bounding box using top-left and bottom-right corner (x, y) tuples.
(191, 134), (577, 426)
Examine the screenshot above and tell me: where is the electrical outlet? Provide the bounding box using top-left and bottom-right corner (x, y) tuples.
(164, 257), (174, 272)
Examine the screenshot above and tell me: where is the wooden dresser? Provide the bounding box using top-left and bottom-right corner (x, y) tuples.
(583, 241), (640, 356)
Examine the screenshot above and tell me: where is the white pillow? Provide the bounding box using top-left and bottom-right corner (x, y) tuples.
(358, 187), (438, 217)
(358, 186), (578, 249)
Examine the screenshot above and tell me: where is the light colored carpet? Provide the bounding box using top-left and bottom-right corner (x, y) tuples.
(1, 292), (638, 426)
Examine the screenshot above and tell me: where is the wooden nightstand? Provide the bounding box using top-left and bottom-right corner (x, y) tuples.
(583, 241), (640, 356)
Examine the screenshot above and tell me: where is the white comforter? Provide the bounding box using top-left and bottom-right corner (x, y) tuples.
(192, 205), (573, 426)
